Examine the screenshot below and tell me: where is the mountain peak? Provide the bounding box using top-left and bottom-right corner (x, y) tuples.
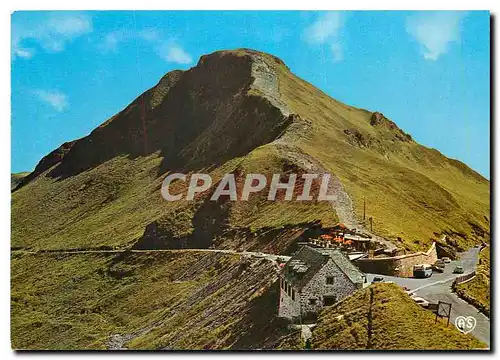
(13, 48), (489, 259)
(17, 48), (295, 185)
(196, 48), (288, 68)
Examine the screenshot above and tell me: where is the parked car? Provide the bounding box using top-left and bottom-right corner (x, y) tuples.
(412, 296), (430, 308)
(442, 257), (451, 264)
(372, 276), (384, 283)
(432, 264), (445, 273)
(453, 266), (464, 274)
(413, 264), (433, 278)
(435, 259), (446, 266)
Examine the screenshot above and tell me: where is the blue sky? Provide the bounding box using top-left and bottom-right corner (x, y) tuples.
(11, 11), (490, 177)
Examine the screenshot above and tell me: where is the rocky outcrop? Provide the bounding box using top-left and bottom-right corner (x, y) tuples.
(13, 141), (75, 191)
(11, 172), (29, 191)
(343, 129), (373, 148)
(249, 51), (290, 116)
(369, 111), (413, 142)
(149, 70), (184, 109)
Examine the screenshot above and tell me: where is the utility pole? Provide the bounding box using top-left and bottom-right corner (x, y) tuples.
(363, 198), (366, 221)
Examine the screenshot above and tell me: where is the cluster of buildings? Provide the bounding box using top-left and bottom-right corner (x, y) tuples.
(304, 223), (376, 253)
(277, 222), (439, 321)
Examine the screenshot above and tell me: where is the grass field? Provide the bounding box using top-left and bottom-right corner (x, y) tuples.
(313, 283), (487, 350)
(455, 247), (490, 316)
(274, 59), (490, 251)
(11, 250), (298, 350)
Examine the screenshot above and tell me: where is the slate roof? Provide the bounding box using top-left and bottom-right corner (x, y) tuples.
(283, 246), (365, 290)
(318, 248), (365, 284)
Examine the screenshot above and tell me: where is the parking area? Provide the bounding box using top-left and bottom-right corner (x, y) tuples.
(365, 246), (481, 291)
(364, 246), (490, 347)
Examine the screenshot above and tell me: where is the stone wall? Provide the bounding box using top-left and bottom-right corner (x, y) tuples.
(354, 242), (437, 277)
(278, 258), (361, 321)
(278, 278), (301, 320)
(279, 258), (360, 322)
(300, 258), (359, 316)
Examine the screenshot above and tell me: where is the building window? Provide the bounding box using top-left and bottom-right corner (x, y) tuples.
(284, 281), (288, 293)
(324, 295), (336, 306)
(292, 289), (296, 301)
(287, 286), (292, 296)
(309, 298), (317, 305)
(326, 277), (334, 285)
(281, 278), (284, 289)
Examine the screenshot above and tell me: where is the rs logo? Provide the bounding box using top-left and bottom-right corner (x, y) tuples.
(455, 316), (477, 334)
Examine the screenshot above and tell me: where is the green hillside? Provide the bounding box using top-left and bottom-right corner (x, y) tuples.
(273, 56), (489, 251)
(11, 49), (490, 349)
(12, 250), (298, 350)
(455, 247), (490, 316)
(11, 172), (29, 190)
(313, 283), (486, 350)
(11, 49), (489, 254)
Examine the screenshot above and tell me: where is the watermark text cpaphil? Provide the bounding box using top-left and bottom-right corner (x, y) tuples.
(161, 173), (338, 201)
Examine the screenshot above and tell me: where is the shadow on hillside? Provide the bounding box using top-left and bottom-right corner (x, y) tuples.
(226, 281), (300, 350)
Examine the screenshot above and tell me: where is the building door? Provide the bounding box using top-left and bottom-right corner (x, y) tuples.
(323, 295), (336, 306)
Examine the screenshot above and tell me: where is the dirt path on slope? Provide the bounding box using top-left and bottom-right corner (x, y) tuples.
(272, 143), (396, 251)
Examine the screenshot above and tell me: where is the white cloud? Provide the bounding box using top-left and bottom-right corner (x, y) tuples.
(406, 11), (467, 61)
(138, 28), (160, 42)
(304, 12), (344, 44)
(303, 12), (346, 62)
(12, 47), (34, 59)
(158, 43), (193, 64)
(97, 28), (191, 66)
(34, 90), (69, 112)
(99, 30), (128, 53)
(98, 28), (161, 53)
(12, 12), (92, 60)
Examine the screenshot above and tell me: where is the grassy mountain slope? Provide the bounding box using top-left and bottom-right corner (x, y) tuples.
(12, 250), (299, 350)
(455, 246), (490, 316)
(11, 48), (489, 253)
(11, 172), (29, 190)
(312, 283), (486, 350)
(11, 48), (490, 351)
(272, 61), (489, 251)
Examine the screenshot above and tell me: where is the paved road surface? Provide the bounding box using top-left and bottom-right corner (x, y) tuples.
(366, 246), (489, 347)
(365, 246), (481, 290)
(417, 280), (490, 346)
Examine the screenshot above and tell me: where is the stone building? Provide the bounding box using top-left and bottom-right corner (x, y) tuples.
(278, 245), (366, 322)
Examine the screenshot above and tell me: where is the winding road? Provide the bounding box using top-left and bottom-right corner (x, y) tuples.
(14, 247), (291, 261)
(366, 246), (490, 347)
